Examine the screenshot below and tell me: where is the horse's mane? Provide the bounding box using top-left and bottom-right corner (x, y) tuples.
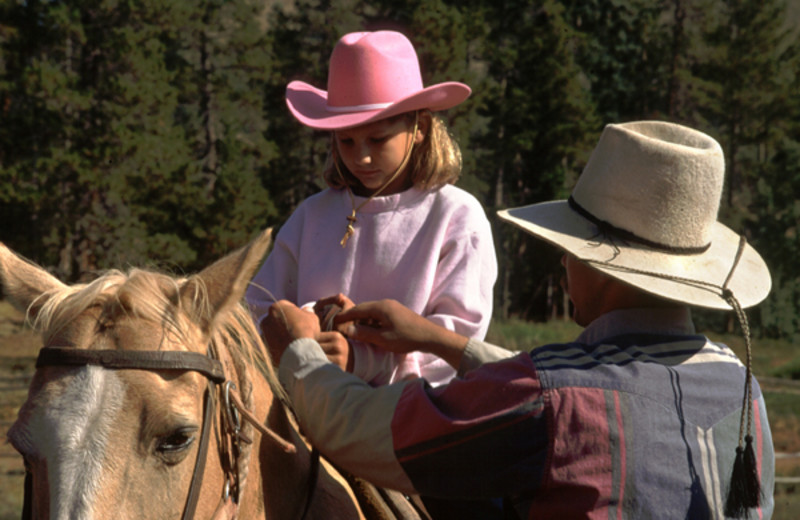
(28, 267), (289, 406)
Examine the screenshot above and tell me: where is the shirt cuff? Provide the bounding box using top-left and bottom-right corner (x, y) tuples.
(278, 337), (329, 389)
(457, 338), (516, 376)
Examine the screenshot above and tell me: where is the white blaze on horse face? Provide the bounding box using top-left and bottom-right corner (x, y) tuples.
(21, 365), (125, 520)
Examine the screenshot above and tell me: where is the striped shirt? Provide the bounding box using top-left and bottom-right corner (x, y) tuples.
(279, 307), (775, 519)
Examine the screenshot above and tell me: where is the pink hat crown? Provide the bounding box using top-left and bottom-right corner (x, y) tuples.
(286, 31), (470, 130)
(327, 31), (424, 109)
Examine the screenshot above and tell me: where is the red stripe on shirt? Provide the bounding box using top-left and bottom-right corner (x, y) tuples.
(754, 398), (763, 520)
(614, 390), (626, 520)
(533, 387), (613, 518)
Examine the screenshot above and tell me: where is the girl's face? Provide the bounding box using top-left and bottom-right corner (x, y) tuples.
(335, 115), (424, 197)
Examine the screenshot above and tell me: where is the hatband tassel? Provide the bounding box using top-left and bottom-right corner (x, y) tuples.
(724, 444), (747, 518)
(719, 259), (761, 519)
(724, 436), (761, 519)
(742, 435), (761, 505)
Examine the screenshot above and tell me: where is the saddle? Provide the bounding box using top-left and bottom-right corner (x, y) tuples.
(340, 470), (432, 520)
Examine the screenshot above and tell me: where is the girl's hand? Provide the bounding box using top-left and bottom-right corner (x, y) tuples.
(314, 293), (356, 334)
(317, 331), (354, 372)
(315, 293), (356, 312)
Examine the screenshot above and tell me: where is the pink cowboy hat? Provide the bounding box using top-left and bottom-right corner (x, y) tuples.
(285, 31), (471, 130)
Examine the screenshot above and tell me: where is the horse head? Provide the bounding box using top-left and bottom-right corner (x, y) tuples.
(0, 231), (364, 519)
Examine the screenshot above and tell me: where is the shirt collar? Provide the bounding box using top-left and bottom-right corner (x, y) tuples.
(348, 186), (428, 214)
(576, 307), (696, 345)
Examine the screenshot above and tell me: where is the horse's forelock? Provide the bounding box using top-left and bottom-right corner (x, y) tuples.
(30, 269), (178, 339)
(31, 270), (127, 343)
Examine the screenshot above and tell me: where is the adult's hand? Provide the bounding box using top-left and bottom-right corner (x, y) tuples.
(262, 300), (321, 366)
(334, 299), (468, 369)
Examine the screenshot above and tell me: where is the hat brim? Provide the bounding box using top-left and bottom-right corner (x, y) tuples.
(498, 201), (772, 310)
(285, 80), (471, 130)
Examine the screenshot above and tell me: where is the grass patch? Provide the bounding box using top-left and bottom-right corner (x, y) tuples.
(705, 331), (800, 379)
(488, 317), (800, 382)
(763, 391), (800, 453)
(764, 391), (800, 419)
(771, 357), (800, 380)
(486, 317), (582, 351)
(0, 300), (34, 519)
(774, 487), (800, 520)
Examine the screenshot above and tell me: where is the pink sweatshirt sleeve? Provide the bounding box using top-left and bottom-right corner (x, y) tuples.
(425, 226), (497, 339)
(245, 213), (303, 328)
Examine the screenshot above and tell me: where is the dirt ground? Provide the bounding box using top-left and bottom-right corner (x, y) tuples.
(0, 301), (38, 519)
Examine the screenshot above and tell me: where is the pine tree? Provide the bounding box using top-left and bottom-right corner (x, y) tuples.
(693, 0), (800, 336)
(0, 0), (126, 277)
(165, 0), (278, 264)
(0, 0), (281, 275)
(471, 0), (598, 319)
(561, 0), (677, 122)
(258, 0), (364, 228)
(694, 0), (795, 209)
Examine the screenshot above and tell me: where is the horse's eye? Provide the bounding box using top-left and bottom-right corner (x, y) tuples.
(156, 428), (197, 463)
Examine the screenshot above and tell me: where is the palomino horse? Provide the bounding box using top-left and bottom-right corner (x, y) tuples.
(0, 230), (367, 519)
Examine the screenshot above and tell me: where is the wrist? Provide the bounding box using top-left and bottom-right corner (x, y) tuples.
(425, 328), (468, 369)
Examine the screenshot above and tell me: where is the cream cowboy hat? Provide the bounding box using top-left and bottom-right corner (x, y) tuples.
(498, 121), (771, 310)
(285, 31), (471, 130)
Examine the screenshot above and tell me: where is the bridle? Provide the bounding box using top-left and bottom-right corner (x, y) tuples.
(21, 346), (320, 520)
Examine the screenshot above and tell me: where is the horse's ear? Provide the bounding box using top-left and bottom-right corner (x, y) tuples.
(0, 242), (66, 319)
(180, 228), (272, 327)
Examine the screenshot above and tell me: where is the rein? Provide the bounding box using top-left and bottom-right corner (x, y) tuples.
(25, 346), (319, 520)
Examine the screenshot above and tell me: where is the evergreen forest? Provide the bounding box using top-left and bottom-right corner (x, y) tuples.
(1, 0), (799, 340)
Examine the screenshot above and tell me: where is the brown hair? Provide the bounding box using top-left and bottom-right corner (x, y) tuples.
(322, 110), (462, 191)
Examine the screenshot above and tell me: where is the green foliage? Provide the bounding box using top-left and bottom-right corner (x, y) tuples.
(689, 0), (800, 338)
(0, 0), (277, 276)
(562, 0), (673, 121)
(754, 139), (800, 340)
(1, 0), (799, 338)
(466, 0), (598, 319)
(257, 0), (355, 220)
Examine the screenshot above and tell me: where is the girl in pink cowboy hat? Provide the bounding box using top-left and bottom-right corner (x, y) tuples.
(247, 31), (497, 389)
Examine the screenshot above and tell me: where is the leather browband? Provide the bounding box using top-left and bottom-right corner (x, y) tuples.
(36, 347), (226, 384)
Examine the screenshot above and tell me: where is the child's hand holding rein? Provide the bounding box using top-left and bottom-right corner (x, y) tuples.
(313, 293), (356, 371)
